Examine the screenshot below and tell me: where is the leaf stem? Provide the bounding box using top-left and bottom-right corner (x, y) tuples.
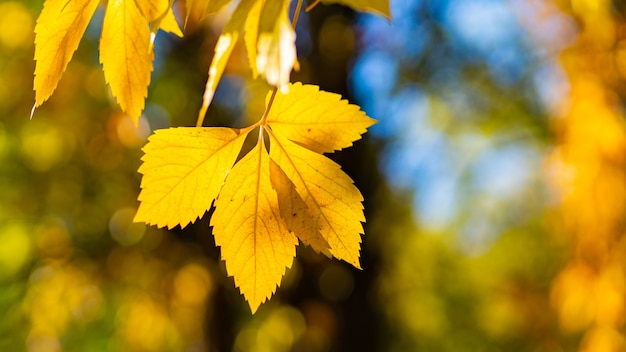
(292, 0), (305, 28)
(260, 88), (279, 127)
(305, 0), (320, 12)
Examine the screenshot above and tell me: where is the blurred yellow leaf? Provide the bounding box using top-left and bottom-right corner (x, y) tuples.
(320, 0), (391, 17)
(100, 0), (153, 123)
(267, 82), (376, 153)
(244, 0), (264, 78)
(212, 141), (298, 313)
(134, 127), (247, 229)
(181, 0), (234, 28)
(33, 0), (99, 108)
(197, 0), (258, 124)
(135, 0), (183, 37)
(256, 0), (295, 91)
(159, 8), (183, 37)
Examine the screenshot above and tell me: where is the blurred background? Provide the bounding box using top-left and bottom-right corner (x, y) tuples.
(1, 0), (625, 351)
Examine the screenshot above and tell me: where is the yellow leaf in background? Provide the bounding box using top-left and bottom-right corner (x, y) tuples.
(134, 127), (247, 229)
(135, 0), (182, 37)
(181, 0), (234, 29)
(159, 9), (183, 37)
(267, 83), (376, 153)
(321, 0), (391, 17)
(244, 0), (264, 78)
(212, 141), (297, 313)
(256, 0), (296, 91)
(100, 0), (153, 124)
(269, 158), (332, 256)
(33, 0), (99, 108)
(269, 133), (365, 268)
(197, 0), (258, 123)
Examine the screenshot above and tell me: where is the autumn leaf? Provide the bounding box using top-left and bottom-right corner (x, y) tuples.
(134, 127), (247, 229)
(33, 0), (100, 109)
(266, 82), (376, 153)
(100, 0), (153, 124)
(212, 140), (298, 313)
(269, 158), (332, 256)
(256, 0), (296, 91)
(181, 0), (233, 29)
(197, 0), (258, 124)
(135, 83), (373, 311)
(135, 0), (183, 37)
(320, 0), (391, 17)
(268, 132), (365, 268)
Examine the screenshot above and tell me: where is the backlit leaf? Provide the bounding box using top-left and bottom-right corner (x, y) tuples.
(244, 0), (264, 78)
(159, 9), (183, 37)
(269, 158), (331, 256)
(135, 127), (247, 229)
(321, 0), (390, 17)
(182, 0), (233, 28)
(212, 141), (298, 313)
(197, 0), (258, 123)
(256, 0), (296, 90)
(267, 82), (376, 153)
(135, 0), (182, 37)
(269, 132), (365, 268)
(33, 0), (99, 108)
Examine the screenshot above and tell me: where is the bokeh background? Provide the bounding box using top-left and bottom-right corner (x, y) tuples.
(1, 0), (625, 351)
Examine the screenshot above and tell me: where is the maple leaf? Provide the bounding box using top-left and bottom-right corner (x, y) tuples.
(135, 83), (374, 312)
(33, 0), (100, 109)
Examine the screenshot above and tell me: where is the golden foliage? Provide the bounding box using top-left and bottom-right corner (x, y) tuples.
(135, 83), (374, 311)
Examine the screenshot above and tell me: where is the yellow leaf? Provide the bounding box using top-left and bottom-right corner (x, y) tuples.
(244, 0), (264, 78)
(33, 0), (99, 108)
(100, 0), (153, 124)
(269, 132), (365, 268)
(212, 140), (297, 313)
(182, 0), (233, 29)
(197, 0), (258, 124)
(256, 0), (296, 90)
(320, 0), (391, 17)
(267, 83), (376, 153)
(159, 9), (183, 37)
(135, 127), (247, 229)
(269, 158), (331, 256)
(135, 0), (169, 22)
(135, 0), (182, 37)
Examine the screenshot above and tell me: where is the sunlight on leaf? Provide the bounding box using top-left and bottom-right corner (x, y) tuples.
(269, 158), (332, 256)
(269, 133), (365, 268)
(267, 82), (376, 153)
(100, 0), (153, 123)
(33, 0), (99, 109)
(212, 141), (298, 313)
(256, 0), (296, 91)
(197, 0), (258, 125)
(135, 127), (247, 229)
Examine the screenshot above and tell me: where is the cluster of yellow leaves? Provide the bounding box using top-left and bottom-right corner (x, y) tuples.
(196, 0), (390, 122)
(33, 0), (388, 313)
(33, 0), (182, 123)
(134, 83), (375, 312)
